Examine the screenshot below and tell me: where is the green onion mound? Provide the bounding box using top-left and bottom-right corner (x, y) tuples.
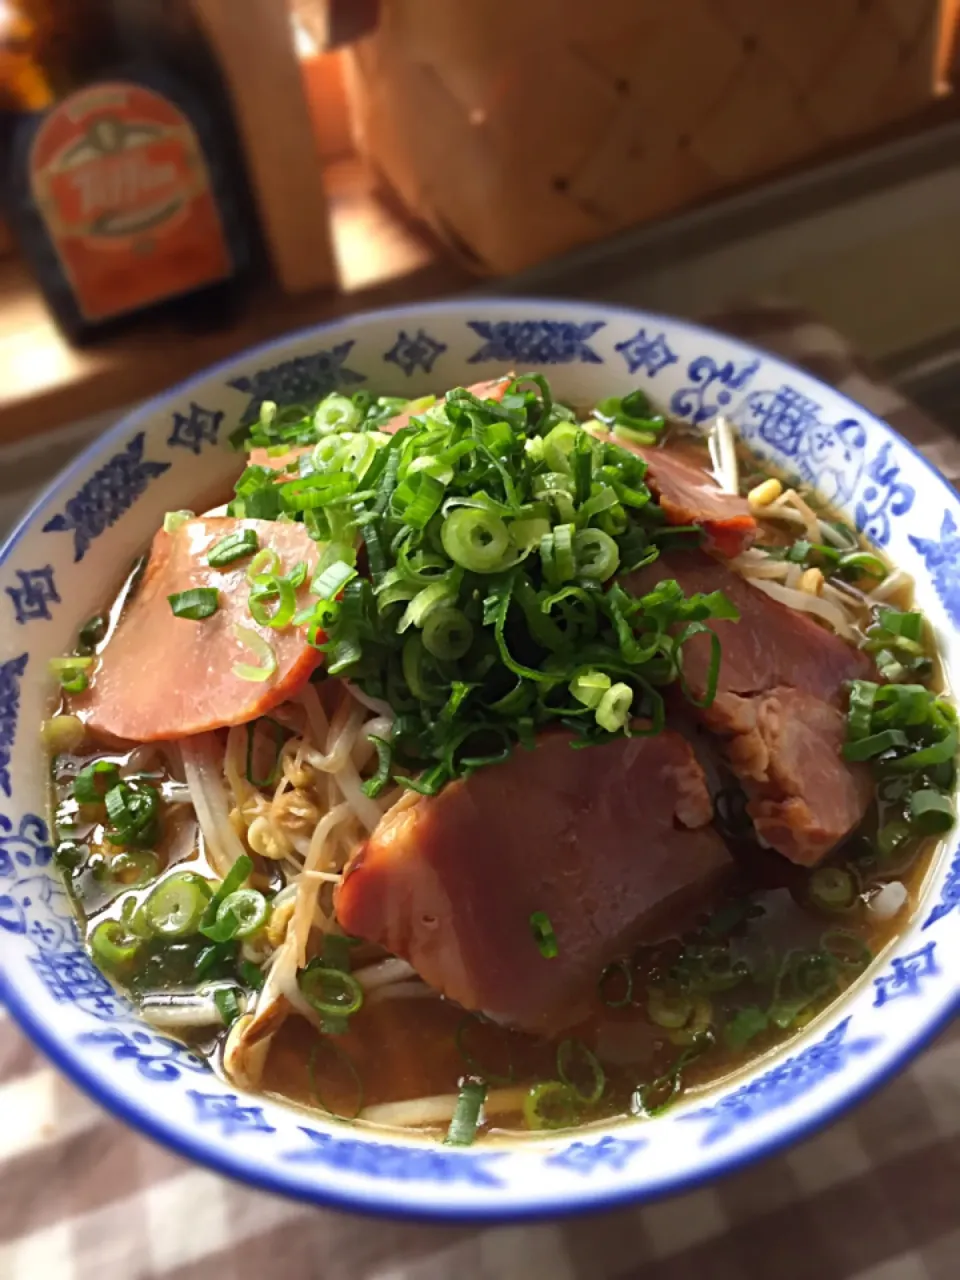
(230, 376), (738, 795)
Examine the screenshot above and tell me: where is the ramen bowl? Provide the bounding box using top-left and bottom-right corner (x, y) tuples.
(1, 299), (957, 1221)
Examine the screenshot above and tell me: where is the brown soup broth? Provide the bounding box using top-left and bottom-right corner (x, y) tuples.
(47, 421), (947, 1141)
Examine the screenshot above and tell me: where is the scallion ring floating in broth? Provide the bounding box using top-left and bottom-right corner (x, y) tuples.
(90, 919), (142, 971)
(199, 890), (270, 942)
(808, 866), (860, 913)
(556, 1039), (605, 1105)
(144, 873), (212, 938)
(49, 655), (93, 694)
(299, 965), (364, 1019)
(524, 1081), (580, 1131)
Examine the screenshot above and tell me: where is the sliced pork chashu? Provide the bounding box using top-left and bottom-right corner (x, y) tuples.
(336, 730), (731, 1035)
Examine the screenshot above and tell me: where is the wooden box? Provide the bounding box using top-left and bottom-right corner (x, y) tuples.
(344, 0), (957, 274)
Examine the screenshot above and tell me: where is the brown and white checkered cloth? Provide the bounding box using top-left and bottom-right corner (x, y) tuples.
(1, 303), (958, 1280)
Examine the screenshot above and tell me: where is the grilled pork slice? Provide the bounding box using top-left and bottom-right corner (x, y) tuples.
(595, 430), (757, 556)
(79, 519), (321, 742)
(627, 551), (873, 865)
(335, 730), (731, 1036)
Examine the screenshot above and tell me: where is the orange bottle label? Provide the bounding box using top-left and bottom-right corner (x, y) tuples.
(30, 81), (233, 323)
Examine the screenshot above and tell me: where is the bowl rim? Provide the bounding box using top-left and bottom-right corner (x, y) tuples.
(1, 295), (958, 1223)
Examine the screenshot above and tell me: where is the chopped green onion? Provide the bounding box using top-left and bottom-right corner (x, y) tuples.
(201, 888), (269, 942)
(556, 1039), (605, 1105)
(842, 729), (909, 762)
(242, 484), (283, 521)
(398, 580), (458, 634)
(193, 940), (238, 982)
(613, 423), (657, 447)
(877, 819), (912, 860)
(90, 918), (141, 971)
(875, 650), (908, 683)
(595, 682), (633, 733)
(570, 669), (611, 710)
(117, 894), (152, 941)
(808, 866), (859, 912)
(168, 588), (219, 620)
(246, 548), (281, 583)
(825, 520), (859, 549)
(231, 624), (277, 683)
(540, 522), (575, 584)
(77, 614), (107, 653)
(909, 789), (954, 834)
(454, 1016), (516, 1086)
(647, 988), (693, 1030)
(208, 528), (259, 567)
(49, 655), (93, 694)
(573, 528), (619, 580)
(144, 872), (212, 937)
(73, 759), (120, 805)
(874, 684), (933, 726)
(245, 717), (289, 788)
(249, 574), (296, 630)
(199, 855), (253, 931)
(441, 508), (511, 573)
(163, 510), (195, 534)
(621, 388), (654, 419)
(631, 1071), (680, 1118)
(878, 608), (923, 641)
(214, 987), (242, 1027)
(724, 1005), (769, 1050)
(821, 929), (872, 973)
(444, 1079), (487, 1147)
(599, 959), (634, 1008)
(523, 1081), (579, 1131)
(542, 421), (579, 473)
(299, 965), (364, 1018)
(314, 392), (361, 434)
(239, 960), (265, 990)
(837, 551), (886, 579)
(667, 996), (713, 1046)
(529, 910), (558, 959)
(109, 849), (160, 886)
(361, 734), (393, 798)
(103, 780), (159, 847)
(312, 934), (360, 1034)
(308, 1036), (365, 1119)
(422, 606), (474, 660)
(312, 560), (356, 600)
(768, 948), (837, 1029)
(631, 1037), (712, 1118)
(846, 680), (878, 742)
(509, 516), (551, 551)
(885, 727), (957, 773)
(58, 672), (87, 699)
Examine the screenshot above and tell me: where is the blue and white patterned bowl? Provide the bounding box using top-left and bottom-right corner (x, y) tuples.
(1, 299), (957, 1221)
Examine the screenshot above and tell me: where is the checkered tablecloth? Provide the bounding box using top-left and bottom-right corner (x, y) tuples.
(2, 303), (958, 1280)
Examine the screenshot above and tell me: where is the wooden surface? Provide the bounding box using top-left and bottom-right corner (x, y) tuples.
(192, 0), (337, 294)
(0, 159), (469, 445)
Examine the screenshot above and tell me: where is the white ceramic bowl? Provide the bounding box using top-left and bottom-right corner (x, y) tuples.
(1, 300), (957, 1221)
